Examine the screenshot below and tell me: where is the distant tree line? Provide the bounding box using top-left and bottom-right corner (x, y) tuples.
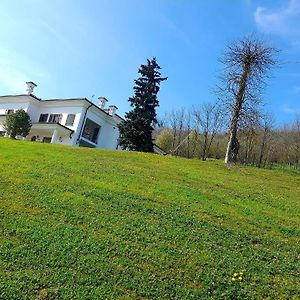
(117, 36), (298, 170)
(155, 110), (300, 170)
(154, 35), (298, 170)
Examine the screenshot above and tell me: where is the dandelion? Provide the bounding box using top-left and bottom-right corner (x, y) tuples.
(231, 271), (245, 283)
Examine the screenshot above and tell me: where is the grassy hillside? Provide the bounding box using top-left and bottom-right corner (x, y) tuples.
(0, 138), (299, 299)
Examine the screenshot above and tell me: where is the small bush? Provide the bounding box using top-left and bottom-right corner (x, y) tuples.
(4, 109), (32, 139)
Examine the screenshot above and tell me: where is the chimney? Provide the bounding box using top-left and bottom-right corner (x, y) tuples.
(26, 81), (37, 95)
(98, 97), (108, 109)
(108, 105), (118, 116)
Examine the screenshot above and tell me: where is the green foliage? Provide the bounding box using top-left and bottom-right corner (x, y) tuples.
(4, 109), (32, 139)
(118, 58), (167, 152)
(0, 138), (299, 299)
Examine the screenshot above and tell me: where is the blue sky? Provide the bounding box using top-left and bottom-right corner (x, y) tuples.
(0, 0), (299, 125)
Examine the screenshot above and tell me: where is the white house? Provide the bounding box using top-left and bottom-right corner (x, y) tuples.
(0, 82), (123, 149)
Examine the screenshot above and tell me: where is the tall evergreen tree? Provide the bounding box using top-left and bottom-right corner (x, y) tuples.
(118, 58), (167, 152)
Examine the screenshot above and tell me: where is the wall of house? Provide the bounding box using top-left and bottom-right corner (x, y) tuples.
(0, 96), (121, 150)
(26, 126), (74, 146)
(97, 120), (119, 149)
(26, 101), (41, 122)
(38, 105), (83, 128)
(83, 107), (120, 149)
(0, 96), (32, 133)
(35, 103), (84, 145)
(0, 100), (30, 115)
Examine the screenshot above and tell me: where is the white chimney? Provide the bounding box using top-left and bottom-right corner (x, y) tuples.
(98, 97), (108, 109)
(26, 81), (37, 95)
(108, 105), (118, 116)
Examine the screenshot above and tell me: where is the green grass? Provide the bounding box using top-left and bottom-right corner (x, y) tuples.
(0, 138), (299, 299)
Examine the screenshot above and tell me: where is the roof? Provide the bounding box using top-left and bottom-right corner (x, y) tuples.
(0, 94), (122, 123)
(26, 81), (37, 87)
(0, 94), (41, 101)
(114, 113), (125, 121)
(153, 143), (167, 155)
(41, 97), (112, 117)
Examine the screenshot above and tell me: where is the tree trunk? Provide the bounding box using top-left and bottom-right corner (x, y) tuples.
(224, 131), (240, 163)
(202, 131), (208, 160)
(258, 129), (267, 168)
(225, 63), (250, 164)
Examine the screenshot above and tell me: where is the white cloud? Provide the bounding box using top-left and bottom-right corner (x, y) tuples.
(254, 0), (300, 34)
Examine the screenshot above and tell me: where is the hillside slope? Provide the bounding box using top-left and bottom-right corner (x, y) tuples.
(0, 138), (299, 299)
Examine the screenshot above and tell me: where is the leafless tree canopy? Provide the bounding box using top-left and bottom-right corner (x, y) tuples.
(221, 38), (276, 90)
(154, 36), (298, 171)
(218, 36), (278, 163)
(193, 102), (223, 160)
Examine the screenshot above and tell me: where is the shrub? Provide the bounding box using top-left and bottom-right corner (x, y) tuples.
(4, 109), (32, 139)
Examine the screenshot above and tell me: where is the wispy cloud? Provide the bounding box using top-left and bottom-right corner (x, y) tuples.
(254, 0), (300, 35)
(283, 104), (300, 114)
(160, 15), (192, 48)
(0, 47), (49, 94)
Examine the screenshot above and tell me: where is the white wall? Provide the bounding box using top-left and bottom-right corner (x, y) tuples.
(0, 100), (30, 115)
(0, 95), (121, 150)
(84, 107), (120, 149)
(0, 96), (31, 133)
(35, 104), (84, 145)
(27, 127), (74, 146)
(97, 121), (119, 149)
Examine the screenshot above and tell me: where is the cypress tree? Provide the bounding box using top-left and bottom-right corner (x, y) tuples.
(118, 58), (167, 152)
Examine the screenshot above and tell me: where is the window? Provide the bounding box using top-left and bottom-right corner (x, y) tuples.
(5, 109), (14, 115)
(82, 119), (101, 144)
(92, 127), (100, 143)
(0, 131), (5, 137)
(48, 114), (62, 123)
(65, 114), (76, 126)
(42, 137), (52, 143)
(39, 114), (49, 122)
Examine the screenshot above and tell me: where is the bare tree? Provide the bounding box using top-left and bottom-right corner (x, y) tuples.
(239, 127), (257, 164)
(218, 36), (277, 164)
(289, 116), (300, 169)
(258, 113), (274, 167)
(193, 102), (223, 160)
(169, 109), (185, 155)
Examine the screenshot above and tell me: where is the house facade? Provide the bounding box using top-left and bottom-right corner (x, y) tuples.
(0, 82), (123, 149)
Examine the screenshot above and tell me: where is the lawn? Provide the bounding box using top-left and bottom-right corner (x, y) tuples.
(0, 138), (299, 299)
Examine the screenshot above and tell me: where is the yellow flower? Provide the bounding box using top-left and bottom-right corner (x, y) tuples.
(238, 276), (243, 280)
(239, 272), (244, 275)
(231, 277), (236, 281)
(233, 273), (238, 277)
